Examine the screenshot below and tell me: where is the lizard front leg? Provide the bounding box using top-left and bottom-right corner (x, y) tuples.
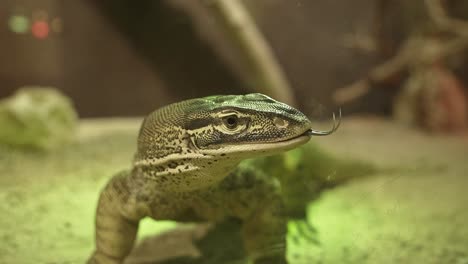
(194, 167), (288, 264)
(88, 172), (145, 264)
(241, 195), (287, 264)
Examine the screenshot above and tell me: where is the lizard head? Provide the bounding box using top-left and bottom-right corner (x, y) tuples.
(134, 93), (339, 190)
(184, 93), (339, 158)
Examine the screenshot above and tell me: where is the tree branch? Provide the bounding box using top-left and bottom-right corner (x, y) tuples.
(425, 0), (468, 37)
(204, 0), (296, 105)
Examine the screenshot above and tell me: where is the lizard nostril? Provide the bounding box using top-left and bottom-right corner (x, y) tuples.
(273, 117), (289, 128)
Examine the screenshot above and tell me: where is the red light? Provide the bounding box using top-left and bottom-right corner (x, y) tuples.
(31, 21), (49, 39)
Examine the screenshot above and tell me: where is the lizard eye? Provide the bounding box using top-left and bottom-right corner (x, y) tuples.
(222, 115), (239, 130)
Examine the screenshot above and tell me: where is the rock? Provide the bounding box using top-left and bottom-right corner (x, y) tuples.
(0, 87), (78, 150)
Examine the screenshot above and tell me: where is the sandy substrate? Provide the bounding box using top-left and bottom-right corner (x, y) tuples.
(0, 117), (467, 264)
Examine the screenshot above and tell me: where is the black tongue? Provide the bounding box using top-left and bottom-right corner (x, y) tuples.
(307, 109), (341, 136)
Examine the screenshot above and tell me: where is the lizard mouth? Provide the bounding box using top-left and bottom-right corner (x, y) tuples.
(247, 133), (312, 156)
(232, 132), (312, 154)
(198, 132), (311, 157)
(270, 129), (311, 144)
(273, 131), (312, 145)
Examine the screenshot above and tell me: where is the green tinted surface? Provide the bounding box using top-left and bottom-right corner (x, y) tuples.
(0, 118), (467, 263)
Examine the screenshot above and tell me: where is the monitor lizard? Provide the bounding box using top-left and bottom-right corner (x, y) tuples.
(87, 93), (340, 264)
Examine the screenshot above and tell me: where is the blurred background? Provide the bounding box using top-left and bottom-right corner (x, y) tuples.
(3, 0), (466, 122)
(1, 1), (468, 264)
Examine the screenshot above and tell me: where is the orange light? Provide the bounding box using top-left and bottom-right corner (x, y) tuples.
(31, 21), (49, 39)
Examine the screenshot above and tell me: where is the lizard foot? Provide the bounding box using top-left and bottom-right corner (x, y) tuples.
(288, 219), (320, 246)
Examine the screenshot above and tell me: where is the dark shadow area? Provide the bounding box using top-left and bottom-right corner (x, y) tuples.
(127, 220), (246, 264)
(91, 0), (245, 102)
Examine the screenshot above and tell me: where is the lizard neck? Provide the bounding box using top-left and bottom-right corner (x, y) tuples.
(132, 154), (241, 193)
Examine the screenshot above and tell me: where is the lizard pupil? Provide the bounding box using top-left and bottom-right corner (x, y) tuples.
(224, 116), (238, 129)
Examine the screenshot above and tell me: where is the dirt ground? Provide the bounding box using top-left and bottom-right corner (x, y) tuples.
(0, 117), (467, 264)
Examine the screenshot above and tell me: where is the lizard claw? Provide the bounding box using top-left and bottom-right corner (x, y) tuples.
(288, 219), (320, 246)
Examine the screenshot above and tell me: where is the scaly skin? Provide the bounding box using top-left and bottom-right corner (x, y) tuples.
(87, 93), (339, 264)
